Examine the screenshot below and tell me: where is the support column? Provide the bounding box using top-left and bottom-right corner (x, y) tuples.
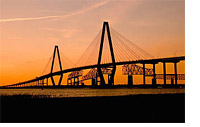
(92, 78), (96, 86)
(163, 62), (166, 85)
(174, 62), (178, 85)
(153, 63), (156, 86)
(77, 77), (79, 86)
(110, 73), (115, 86)
(81, 81), (84, 86)
(74, 78), (76, 86)
(128, 75), (133, 86)
(51, 76), (56, 86)
(171, 78), (174, 85)
(42, 79), (44, 87)
(95, 74), (98, 86)
(143, 63), (146, 85)
(46, 78), (48, 86)
(112, 76), (114, 86)
(108, 74), (114, 86)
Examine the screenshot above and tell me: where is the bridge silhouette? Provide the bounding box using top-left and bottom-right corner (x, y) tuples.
(1, 22), (185, 88)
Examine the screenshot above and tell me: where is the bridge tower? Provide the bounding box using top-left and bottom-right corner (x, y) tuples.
(97, 22), (116, 86)
(50, 45), (63, 86)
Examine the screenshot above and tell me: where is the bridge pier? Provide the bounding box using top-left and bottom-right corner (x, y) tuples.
(108, 74), (114, 86)
(51, 77), (55, 86)
(81, 82), (84, 86)
(143, 63), (146, 85)
(76, 77), (79, 86)
(91, 75), (99, 86)
(95, 73), (98, 86)
(73, 77), (79, 86)
(42, 79), (44, 87)
(174, 62), (178, 85)
(73, 77), (75, 86)
(171, 78), (174, 85)
(128, 75), (133, 86)
(152, 63), (157, 86)
(59, 74), (63, 86)
(77, 77), (79, 86)
(46, 78), (48, 86)
(70, 79), (72, 85)
(92, 78), (96, 86)
(163, 62), (166, 85)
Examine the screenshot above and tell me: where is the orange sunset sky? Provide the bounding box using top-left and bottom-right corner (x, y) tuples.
(0, 0), (185, 86)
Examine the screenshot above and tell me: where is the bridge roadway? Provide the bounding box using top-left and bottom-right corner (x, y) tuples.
(3, 56), (185, 87)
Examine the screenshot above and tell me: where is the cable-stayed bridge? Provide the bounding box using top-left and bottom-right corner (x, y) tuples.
(1, 22), (185, 88)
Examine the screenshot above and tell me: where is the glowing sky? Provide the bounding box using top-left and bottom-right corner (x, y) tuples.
(0, 0), (185, 85)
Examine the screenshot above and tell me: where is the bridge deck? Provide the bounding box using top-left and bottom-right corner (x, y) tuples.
(2, 56), (185, 87)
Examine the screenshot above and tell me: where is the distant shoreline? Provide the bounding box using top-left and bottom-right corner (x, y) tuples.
(0, 84), (185, 89)
(0, 87), (185, 98)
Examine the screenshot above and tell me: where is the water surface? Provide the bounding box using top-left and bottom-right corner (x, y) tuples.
(0, 88), (185, 98)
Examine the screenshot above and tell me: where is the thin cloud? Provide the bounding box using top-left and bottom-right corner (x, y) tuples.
(0, 0), (108, 23)
(0, 15), (60, 22)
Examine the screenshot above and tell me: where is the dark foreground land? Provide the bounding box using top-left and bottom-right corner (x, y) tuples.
(0, 94), (185, 123)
